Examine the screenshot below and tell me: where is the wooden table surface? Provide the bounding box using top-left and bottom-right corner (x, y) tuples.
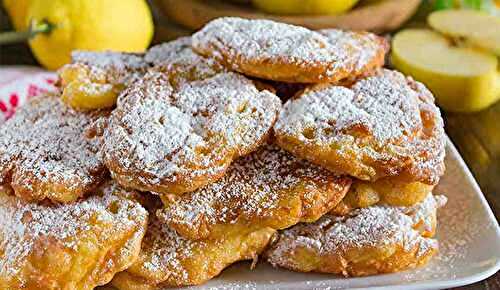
(0, 4), (498, 289)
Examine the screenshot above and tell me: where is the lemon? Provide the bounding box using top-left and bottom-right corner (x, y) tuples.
(26, 0), (153, 70)
(3, 0), (30, 30)
(252, 0), (359, 15)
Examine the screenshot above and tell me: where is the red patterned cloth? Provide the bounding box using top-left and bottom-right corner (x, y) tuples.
(0, 66), (57, 124)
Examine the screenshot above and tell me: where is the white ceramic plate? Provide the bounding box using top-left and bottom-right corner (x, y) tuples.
(177, 138), (500, 290)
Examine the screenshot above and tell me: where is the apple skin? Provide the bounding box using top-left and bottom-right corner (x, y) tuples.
(393, 54), (500, 112)
(392, 29), (500, 113)
(251, 0), (359, 15)
(429, 9), (500, 56)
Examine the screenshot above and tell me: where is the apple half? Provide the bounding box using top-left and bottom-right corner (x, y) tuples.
(392, 29), (500, 112)
(428, 9), (500, 56)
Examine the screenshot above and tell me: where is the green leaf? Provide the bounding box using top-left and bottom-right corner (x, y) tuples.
(463, 0), (483, 9)
(434, 0), (455, 10)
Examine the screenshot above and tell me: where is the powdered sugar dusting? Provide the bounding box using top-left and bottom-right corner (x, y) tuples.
(400, 148), (499, 282)
(319, 29), (388, 72)
(193, 17), (330, 65)
(134, 215), (194, 283)
(157, 144), (350, 237)
(104, 71), (281, 193)
(145, 37), (225, 86)
(267, 194), (447, 270)
(0, 182), (148, 280)
(274, 69), (446, 184)
(65, 51), (149, 97)
(276, 69), (424, 143)
(0, 95), (108, 201)
(192, 17), (386, 81)
(71, 50), (147, 70)
(145, 37), (193, 65)
(122, 210), (275, 288)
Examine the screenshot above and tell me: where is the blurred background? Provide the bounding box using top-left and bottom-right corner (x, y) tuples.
(0, 0), (498, 288)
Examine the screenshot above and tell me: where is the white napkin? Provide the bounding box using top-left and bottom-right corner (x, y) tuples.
(0, 66), (57, 124)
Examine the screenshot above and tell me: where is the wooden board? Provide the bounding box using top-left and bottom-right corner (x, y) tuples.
(154, 0), (421, 32)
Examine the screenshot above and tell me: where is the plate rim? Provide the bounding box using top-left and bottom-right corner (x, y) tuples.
(313, 137), (500, 290)
(207, 137), (500, 290)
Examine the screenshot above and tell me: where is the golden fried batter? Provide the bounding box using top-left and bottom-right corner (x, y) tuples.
(157, 144), (351, 241)
(103, 71), (281, 196)
(111, 210), (275, 289)
(0, 182), (148, 290)
(274, 69), (446, 185)
(0, 95), (109, 203)
(59, 50), (149, 110)
(192, 17), (387, 83)
(331, 179), (434, 215)
(266, 194), (447, 277)
(145, 37), (225, 87)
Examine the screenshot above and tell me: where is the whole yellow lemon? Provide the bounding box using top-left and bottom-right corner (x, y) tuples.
(26, 0), (154, 70)
(252, 0), (359, 15)
(3, 0), (30, 30)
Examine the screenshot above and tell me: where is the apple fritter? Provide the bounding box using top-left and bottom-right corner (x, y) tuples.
(331, 178), (434, 215)
(0, 94), (109, 203)
(266, 194), (447, 277)
(103, 71), (281, 196)
(111, 213), (275, 289)
(192, 17), (387, 83)
(274, 69), (446, 185)
(145, 36), (225, 87)
(157, 144), (351, 241)
(58, 50), (149, 110)
(0, 182), (148, 290)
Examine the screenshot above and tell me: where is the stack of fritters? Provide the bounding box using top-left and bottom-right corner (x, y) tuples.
(0, 17), (447, 289)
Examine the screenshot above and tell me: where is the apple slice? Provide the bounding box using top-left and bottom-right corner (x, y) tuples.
(391, 29), (500, 112)
(251, 0), (359, 15)
(428, 9), (500, 56)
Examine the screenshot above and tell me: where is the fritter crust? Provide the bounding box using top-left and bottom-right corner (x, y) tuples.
(0, 182), (148, 290)
(0, 94), (109, 203)
(59, 50), (149, 110)
(192, 17), (387, 83)
(111, 210), (275, 289)
(274, 69), (446, 185)
(103, 71), (281, 196)
(157, 144), (351, 241)
(331, 178), (434, 215)
(266, 194), (447, 277)
(145, 37), (226, 87)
